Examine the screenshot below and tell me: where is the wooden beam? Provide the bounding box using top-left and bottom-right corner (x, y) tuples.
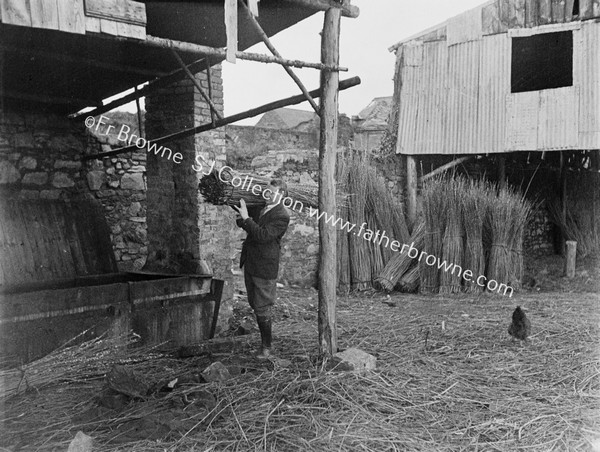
(239, 0), (320, 114)
(144, 35), (347, 71)
(419, 156), (471, 183)
(318, 6), (341, 358)
(406, 155), (418, 230)
(82, 76), (361, 161)
(170, 49), (224, 121)
(281, 0), (359, 18)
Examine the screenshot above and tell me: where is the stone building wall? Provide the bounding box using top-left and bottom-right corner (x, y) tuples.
(144, 64), (237, 326)
(0, 110), (86, 201)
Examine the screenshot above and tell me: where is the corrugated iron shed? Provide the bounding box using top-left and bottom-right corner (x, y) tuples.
(390, 0), (600, 155)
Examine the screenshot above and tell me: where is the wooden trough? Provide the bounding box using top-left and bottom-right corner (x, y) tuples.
(0, 197), (224, 366)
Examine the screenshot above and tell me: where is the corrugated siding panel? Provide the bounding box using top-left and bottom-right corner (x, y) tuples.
(538, 86), (579, 149)
(477, 33), (510, 153)
(413, 41), (448, 154)
(396, 45), (423, 154)
(576, 21), (600, 148)
(445, 40), (481, 154)
(506, 91), (539, 150)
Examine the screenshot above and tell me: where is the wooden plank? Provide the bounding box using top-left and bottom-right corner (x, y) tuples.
(85, 15), (100, 32)
(504, 0), (526, 28)
(49, 202), (77, 278)
(594, 0), (600, 17)
(552, 0), (566, 22)
(224, 0), (237, 63)
(579, 0), (593, 18)
(84, 0), (145, 26)
(30, 0), (59, 29)
(539, 0), (553, 23)
(57, 0), (85, 34)
(525, 0), (539, 26)
(11, 202), (36, 283)
(565, 0), (575, 20)
(116, 22), (145, 40)
(0, 0), (32, 26)
(0, 202), (17, 286)
(482, 1), (506, 35)
(99, 17), (118, 35)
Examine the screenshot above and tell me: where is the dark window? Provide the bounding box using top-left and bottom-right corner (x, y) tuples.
(511, 31), (573, 93)
(572, 0), (580, 17)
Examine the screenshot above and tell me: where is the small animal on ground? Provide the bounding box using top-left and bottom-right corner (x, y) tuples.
(508, 306), (531, 343)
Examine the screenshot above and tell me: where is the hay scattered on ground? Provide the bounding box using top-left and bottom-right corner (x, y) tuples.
(2, 290), (599, 451)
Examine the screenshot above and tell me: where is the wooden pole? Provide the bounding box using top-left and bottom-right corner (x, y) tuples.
(560, 151), (567, 254)
(83, 76), (361, 160)
(318, 6), (341, 358)
(420, 156), (471, 183)
(145, 35), (347, 72)
(406, 154), (418, 230)
(170, 49), (224, 120)
(134, 86), (144, 138)
(564, 240), (577, 278)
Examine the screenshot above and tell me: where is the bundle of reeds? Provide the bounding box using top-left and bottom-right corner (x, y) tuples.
(346, 152), (372, 290)
(486, 186), (532, 291)
(439, 178), (465, 294)
(397, 263), (420, 293)
(462, 179), (487, 292)
(0, 332), (156, 400)
(198, 167), (341, 209)
(373, 221), (424, 292)
(336, 154), (351, 292)
(420, 177), (446, 293)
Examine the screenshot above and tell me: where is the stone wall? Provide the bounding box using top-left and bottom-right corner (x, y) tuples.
(0, 110), (87, 201)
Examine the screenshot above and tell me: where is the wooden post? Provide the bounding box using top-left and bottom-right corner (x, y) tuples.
(406, 154), (418, 230)
(318, 6), (341, 358)
(565, 240), (577, 278)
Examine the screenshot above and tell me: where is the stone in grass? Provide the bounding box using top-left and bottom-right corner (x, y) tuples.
(67, 431), (93, 452)
(330, 348), (376, 373)
(202, 361), (232, 383)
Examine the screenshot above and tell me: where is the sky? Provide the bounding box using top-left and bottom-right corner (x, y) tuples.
(221, 0), (485, 124)
(115, 1), (485, 124)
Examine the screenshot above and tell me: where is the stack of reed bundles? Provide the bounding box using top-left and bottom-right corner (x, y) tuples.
(376, 176), (531, 295)
(419, 177), (446, 293)
(462, 179), (487, 293)
(486, 186), (532, 290)
(439, 178), (465, 294)
(338, 150), (410, 291)
(346, 151), (371, 290)
(373, 221), (424, 292)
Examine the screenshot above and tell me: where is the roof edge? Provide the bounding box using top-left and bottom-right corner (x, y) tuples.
(388, 0), (494, 52)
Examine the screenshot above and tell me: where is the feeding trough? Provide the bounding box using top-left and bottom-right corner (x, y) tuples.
(0, 197), (224, 366)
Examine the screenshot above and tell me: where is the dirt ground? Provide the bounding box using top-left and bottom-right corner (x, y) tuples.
(1, 254), (599, 451)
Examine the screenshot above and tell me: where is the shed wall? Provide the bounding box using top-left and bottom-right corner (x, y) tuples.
(394, 8), (600, 155)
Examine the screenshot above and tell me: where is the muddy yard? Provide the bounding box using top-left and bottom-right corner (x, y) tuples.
(1, 256), (599, 451)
